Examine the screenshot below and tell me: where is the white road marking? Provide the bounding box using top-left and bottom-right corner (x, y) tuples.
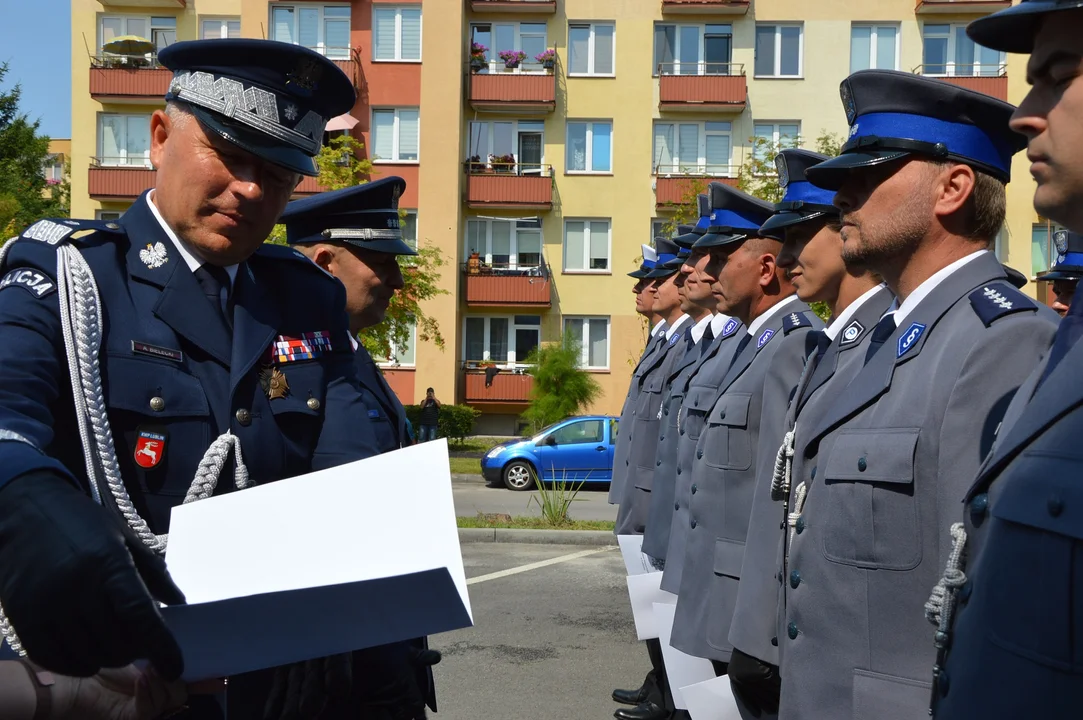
(466, 546), (617, 586)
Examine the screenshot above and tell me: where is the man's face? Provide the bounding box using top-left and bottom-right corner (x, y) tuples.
(776, 220), (847, 304)
(832, 159), (935, 273)
(708, 241), (764, 316)
(1012, 12), (1083, 232)
(651, 274), (681, 316)
(326, 245), (405, 329)
(633, 278), (657, 316)
(680, 248), (717, 311)
(1052, 278), (1078, 316)
(150, 109), (301, 266)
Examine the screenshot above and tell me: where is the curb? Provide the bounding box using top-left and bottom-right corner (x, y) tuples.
(458, 528), (616, 546)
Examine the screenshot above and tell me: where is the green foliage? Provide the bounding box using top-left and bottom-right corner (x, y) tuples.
(404, 404), (481, 447)
(814, 131), (844, 158)
(316, 134), (375, 191)
(659, 177), (708, 238)
(809, 300), (832, 323)
(522, 332), (603, 433)
(529, 466), (585, 526)
(737, 135), (801, 203)
(0, 64), (68, 239)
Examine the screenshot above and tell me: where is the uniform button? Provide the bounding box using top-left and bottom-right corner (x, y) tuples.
(149, 396), (165, 412)
(969, 493), (989, 526)
(677, 467), (682, 475)
(1048, 497), (1064, 517)
(691, 519), (697, 529)
(777, 570), (783, 583)
(857, 457), (867, 472)
(810, 466), (816, 480)
(720, 410), (726, 419)
(957, 581), (972, 605)
(938, 669), (950, 697)
(697, 450), (703, 459)
(235, 408), (252, 426)
(795, 516), (806, 534)
(664, 407), (669, 416)
(675, 502), (680, 511)
(660, 434), (665, 441)
(691, 484), (697, 494)
(657, 460), (662, 467)
(770, 636), (778, 647)
(307, 397), (320, 410)
(680, 428), (685, 435)
(790, 570), (801, 589)
(787, 622), (798, 640)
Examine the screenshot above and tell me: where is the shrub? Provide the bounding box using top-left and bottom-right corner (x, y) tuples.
(522, 332), (602, 434)
(403, 403), (481, 447)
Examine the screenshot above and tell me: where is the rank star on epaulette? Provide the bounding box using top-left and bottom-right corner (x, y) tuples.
(969, 283), (1037, 327)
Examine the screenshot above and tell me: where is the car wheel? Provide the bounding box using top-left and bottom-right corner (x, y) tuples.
(503, 461), (536, 491)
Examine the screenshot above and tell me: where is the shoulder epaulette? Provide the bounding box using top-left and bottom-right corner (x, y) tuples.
(782, 310), (814, 335)
(968, 282), (1039, 327)
(17, 218), (124, 247)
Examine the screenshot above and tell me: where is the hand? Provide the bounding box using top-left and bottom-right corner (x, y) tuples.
(0, 472), (187, 679)
(263, 654), (352, 720)
(50, 665), (187, 720)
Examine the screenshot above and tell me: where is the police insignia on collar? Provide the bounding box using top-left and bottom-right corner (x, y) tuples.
(721, 318), (740, 338)
(897, 322), (926, 358)
(757, 328), (775, 349)
(840, 319), (865, 346)
(669, 332), (681, 346)
(139, 242), (169, 269)
(261, 366), (290, 400)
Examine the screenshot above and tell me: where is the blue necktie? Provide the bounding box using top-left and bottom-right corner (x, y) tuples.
(195, 264), (233, 331)
(864, 313), (897, 365)
(1036, 297), (1083, 390)
(699, 323), (715, 357)
(813, 330), (831, 363)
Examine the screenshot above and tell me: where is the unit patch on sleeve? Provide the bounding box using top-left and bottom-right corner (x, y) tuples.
(0, 268), (56, 298)
(968, 283), (1038, 327)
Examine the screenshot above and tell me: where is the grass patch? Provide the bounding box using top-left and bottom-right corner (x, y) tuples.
(449, 456), (482, 475)
(457, 514), (615, 531)
(448, 436), (515, 454)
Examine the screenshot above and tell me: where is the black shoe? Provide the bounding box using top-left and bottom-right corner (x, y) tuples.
(611, 686), (650, 706)
(614, 702), (668, 720)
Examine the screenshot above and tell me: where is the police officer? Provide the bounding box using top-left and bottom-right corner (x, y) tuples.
(931, 3), (1083, 716)
(1037, 229), (1083, 316)
(0, 39), (417, 719)
(778, 70), (1057, 720)
(668, 184), (823, 692)
(724, 150), (894, 715)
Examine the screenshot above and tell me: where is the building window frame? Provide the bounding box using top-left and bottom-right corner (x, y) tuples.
(467, 120), (546, 174)
(269, 3), (352, 60)
(921, 23), (1007, 77)
(754, 23), (803, 79)
(469, 21), (549, 75)
(99, 14), (177, 57)
(565, 120), (612, 174)
(563, 219), (611, 274)
(371, 108), (420, 163)
(567, 21), (616, 77)
(199, 16), (241, 39)
(652, 121), (733, 176)
(372, 5), (422, 62)
(466, 218), (543, 270)
(377, 317), (417, 367)
(563, 316), (610, 370)
(653, 23), (734, 77)
(849, 23), (900, 72)
(95, 210), (123, 221)
(97, 113), (152, 167)
(752, 121), (801, 163)
(463, 315), (542, 366)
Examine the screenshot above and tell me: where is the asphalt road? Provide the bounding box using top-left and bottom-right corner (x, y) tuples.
(431, 542), (645, 720)
(452, 474), (618, 522)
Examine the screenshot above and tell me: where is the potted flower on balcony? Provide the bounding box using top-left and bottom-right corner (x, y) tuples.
(470, 42), (488, 72)
(466, 155), (485, 173)
(490, 153), (516, 174)
(498, 50), (527, 70)
(535, 49), (557, 71)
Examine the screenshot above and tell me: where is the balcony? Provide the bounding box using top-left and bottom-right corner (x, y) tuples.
(468, 68), (556, 113)
(915, 0), (1011, 13)
(98, 0), (184, 6)
(89, 55), (171, 101)
(654, 166), (740, 208)
(462, 367), (534, 404)
(88, 158), (156, 200)
(470, 0), (557, 12)
(661, 0), (750, 14)
(463, 261), (551, 308)
(658, 64), (747, 112)
(292, 176), (335, 196)
(913, 64), (1008, 102)
(464, 162), (553, 210)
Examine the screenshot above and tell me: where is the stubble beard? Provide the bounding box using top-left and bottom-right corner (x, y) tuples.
(840, 197), (930, 275)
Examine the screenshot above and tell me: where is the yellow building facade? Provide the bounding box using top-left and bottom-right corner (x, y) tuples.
(69, 0), (1045, 434)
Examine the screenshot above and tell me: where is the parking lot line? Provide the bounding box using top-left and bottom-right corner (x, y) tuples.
(466, 546), (617, 586)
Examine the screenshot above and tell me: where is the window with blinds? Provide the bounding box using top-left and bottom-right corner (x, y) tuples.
(653, 121), (732, 176)
(564, 317), (610, 369)
(373, 6), (421, 62)
(372, 108), (420, 162)
(200, 18), (241, 40)
(564, 220), (610, 272)
(269, 4), (350, 59)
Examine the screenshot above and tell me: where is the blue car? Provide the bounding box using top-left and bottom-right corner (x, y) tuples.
(481, 415), (619, 491)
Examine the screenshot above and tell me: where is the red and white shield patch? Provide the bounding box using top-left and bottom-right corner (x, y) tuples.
(134, 430), (166, 469)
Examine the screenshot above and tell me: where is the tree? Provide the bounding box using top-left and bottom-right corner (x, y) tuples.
(0, 63), (68, 240)
(522, 332), (603, 433)
(659, 177), (708, 238)
(265, 133), (448, 359)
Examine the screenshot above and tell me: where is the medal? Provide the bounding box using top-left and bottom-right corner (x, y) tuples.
(260, 366), (290, 400)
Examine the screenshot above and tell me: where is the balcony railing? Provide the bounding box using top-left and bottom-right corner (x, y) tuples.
(912, 64), (1008, 101)
(89, 54), (172, 99)
(654, 166), (740, 206)
(463, 260), (551, 307)
(658, 63), (747, 111)
(88, 157), (156, 199)
(464, 162), (553, 210)
(462, 366), (535, 404)
(467, 66), (556, 113)
(661, 0), (750, 14)
(98, 0), (185, 6)
(470, 0), (557, 12)
(915, 0), (1011, 13)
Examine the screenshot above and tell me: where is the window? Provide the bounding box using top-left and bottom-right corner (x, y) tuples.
(654, 24), (733, 76)
(402, 211), (418, 251)
(43, 155), (64, 184)
(98, 114), (151, 167)
(100, 15), (176, 55)
(652, 218), (669, 241)
(923, 24), (1005, 77)
(466, 219), (543, 269)
(753, 122), (801, 162)
(468, 120), (545, 174)
(754, 24), (802, 78)
(993, 225), (1007, 262)
(564, 317), (610, 369)
(201, 17), (241, 39)
(564, 220), (610, 272)
(378, 318), (416, 366)
(1032, 223), (1066, 276)
(568, 22), (614, 76)
(373, 6), (421, 61)
(566, 121), (612, 173)
(464, 315), (541, 365)
(850, 24), (899, 72)
(95, 211), (122, 221)
(372, 109), (420, 162)
(470, 22), (548, 73)
(653, 121), (732, 175)
(551, 419), (604, 445)
(270, 4), (351, 59)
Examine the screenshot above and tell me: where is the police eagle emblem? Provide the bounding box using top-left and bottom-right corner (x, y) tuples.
(139, 242), (169, 269)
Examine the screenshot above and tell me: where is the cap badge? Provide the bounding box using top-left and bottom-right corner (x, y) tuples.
(286, 56), (323, 94)
(840, 80), (857, 125)
(775, 155), (789, 189)
(1054, 229), (1069, 256)
(139, 242), (169, 269)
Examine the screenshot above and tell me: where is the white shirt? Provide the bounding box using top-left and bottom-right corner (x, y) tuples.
(710, 313), (735, 337)
(146, 191), (239, 290)
(650, 319), (667, 338)
(746, 294), (800, 338)
(824, 283), (889, 341)
(890, 250), (988, 326)
(665, 314), (692, 341)
(690, 313), (714, 344)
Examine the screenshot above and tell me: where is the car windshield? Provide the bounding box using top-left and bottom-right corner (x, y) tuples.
(530, 420), (567, 441)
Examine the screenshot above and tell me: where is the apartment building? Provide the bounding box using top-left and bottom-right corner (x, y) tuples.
(69, 0), (1047, 434)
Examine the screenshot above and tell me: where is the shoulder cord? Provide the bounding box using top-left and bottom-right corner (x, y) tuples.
(924, 521), (968, 706)
(0, 241), (251, 656)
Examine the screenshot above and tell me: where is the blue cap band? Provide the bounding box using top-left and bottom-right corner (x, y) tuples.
(849, 112), (1013, 175)
(694, 214), (711, 232)
(707, 208), (762, 231)
(782, 180), (835, 206)
(656, 253), (678, 265)
(1054, 252), (1083, 269)
(643, 259), (657, 270)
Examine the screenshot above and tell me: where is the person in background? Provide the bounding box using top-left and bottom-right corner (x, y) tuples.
(418, 388), (441, 443)
(1037, 229), (1083, 316)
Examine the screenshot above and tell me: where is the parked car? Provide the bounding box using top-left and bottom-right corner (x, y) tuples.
(481, 415), (619, 491)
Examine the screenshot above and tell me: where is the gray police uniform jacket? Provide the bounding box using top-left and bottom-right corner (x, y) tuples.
(730, 286), (894, 668)
(933, 331), (1083, 718)
(778, 253), (1057, 720)
(609, 332), (667, 505)
(615, 325), (692, 536)
(670, 301), (822, 662)
(642, 324), (724, 561)
(660, 318), (746, 595)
